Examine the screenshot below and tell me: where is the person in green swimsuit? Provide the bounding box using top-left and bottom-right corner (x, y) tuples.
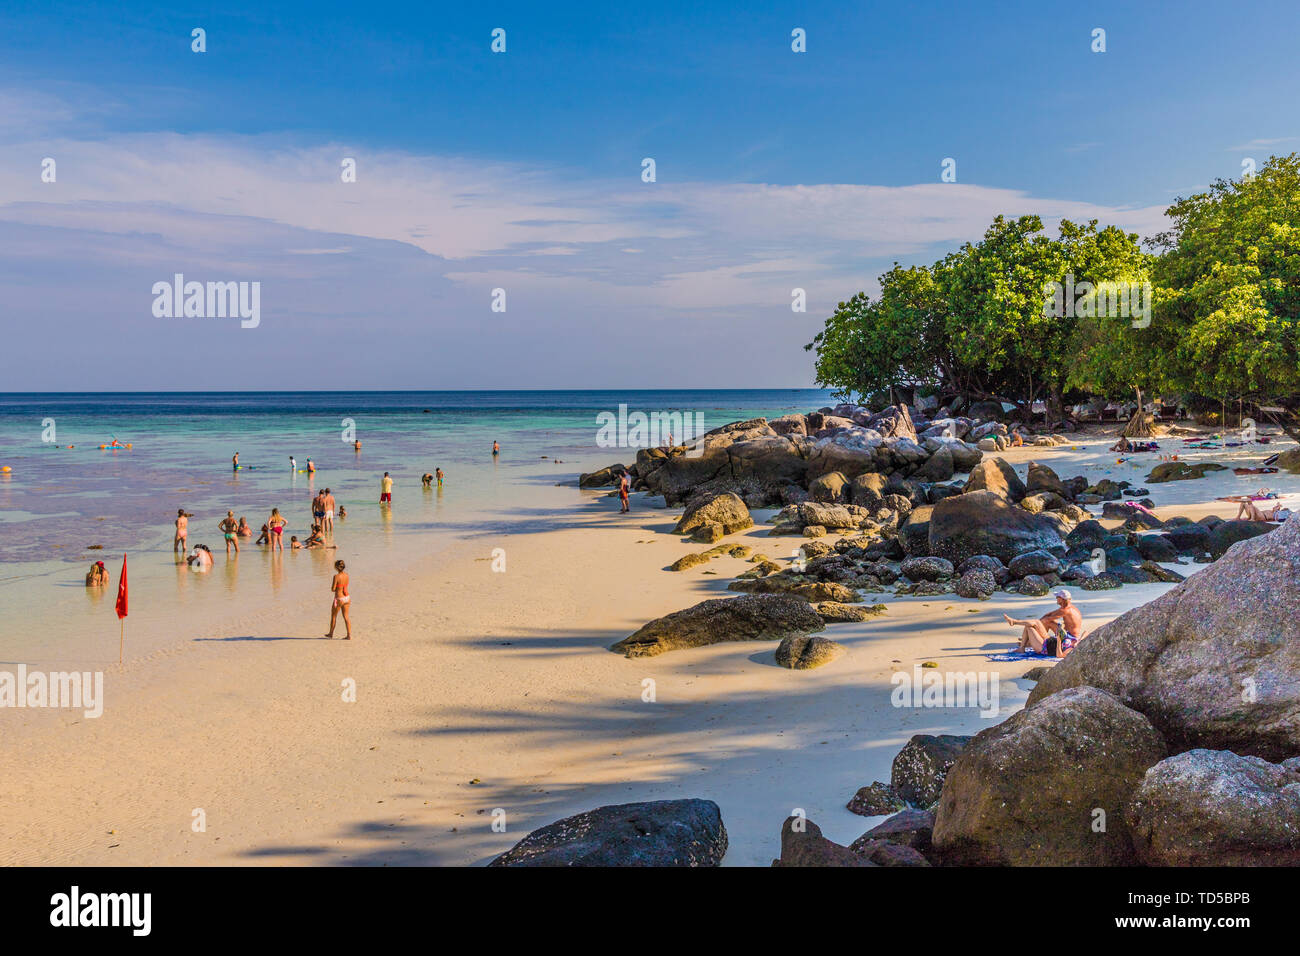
(218, 511), (241, 555)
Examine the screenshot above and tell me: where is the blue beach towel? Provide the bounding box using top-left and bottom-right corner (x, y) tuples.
(986, 650), (1056, 662)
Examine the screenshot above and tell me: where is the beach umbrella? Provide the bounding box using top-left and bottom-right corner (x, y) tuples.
(115, 555), (129, 664)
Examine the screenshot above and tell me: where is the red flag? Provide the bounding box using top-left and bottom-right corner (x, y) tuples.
(115, 554), (129, 620)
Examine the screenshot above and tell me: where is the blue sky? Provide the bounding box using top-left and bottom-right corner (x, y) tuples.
(2, 0), (1297, 389)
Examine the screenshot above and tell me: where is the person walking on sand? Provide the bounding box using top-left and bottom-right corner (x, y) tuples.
(326, 559), (352, 640)
(218, 510), (241, 555)
(618, 469), (631, 513)
(267, 507), (287, 552)
(174, 508), (190, 553)
(380, 471), (393, 504)
(1004, 589), (1085, 658)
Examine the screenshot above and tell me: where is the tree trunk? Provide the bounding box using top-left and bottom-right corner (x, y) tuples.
(1122, 385), (1153, 438)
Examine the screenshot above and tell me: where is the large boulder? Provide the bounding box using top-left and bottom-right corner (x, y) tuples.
(774, 635), (846, 670)
(932, 686), (1167, 865)
(849, 471), (890, 505)
(962, 457), (1027, 500)
(928, 491), (1066, 566)
(1028, 515), (1300, 760)
(864, 404), (918, 443)
(579, 464), (626, 488)
(1146, 461), (1228, 483)
(897, 505), (934, 557)
(805, 432), (882, 482)
(490, 799), (727, 866)
(611, 594), (825, 658)
(912, 445), (955, 482)
(1126, 749), (1300, 866)
(1026, 461), (1069, 498)
(1207, 518), (1274, 559)
(808, 471), (850, 502)
(891, 734), (971, 807)
(673, 492), (753, 537)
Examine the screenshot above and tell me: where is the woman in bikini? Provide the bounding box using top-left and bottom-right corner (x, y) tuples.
(327, 559), (352, 640)
(267, 507), (287, 552)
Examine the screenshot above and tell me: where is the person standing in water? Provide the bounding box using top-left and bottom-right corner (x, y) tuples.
(289, 455), (297, 472)
(323, 488), (335, 532)
(380, 471), (393, 504)
(267, 507), (287, 551)
(174, 508), (190, 553)
(326, 559), (352, 640)
(232, 451), (240, 471)
(218, 510), (241, 554)
(492, 441), (500, 457)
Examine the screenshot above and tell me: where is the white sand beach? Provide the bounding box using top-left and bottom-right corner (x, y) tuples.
(1, 434), (1294, 866)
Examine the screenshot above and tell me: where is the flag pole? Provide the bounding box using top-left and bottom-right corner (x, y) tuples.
(119, 618), (124, 665)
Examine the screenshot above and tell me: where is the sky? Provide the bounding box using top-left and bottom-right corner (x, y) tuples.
(1, 0), (1297, 390)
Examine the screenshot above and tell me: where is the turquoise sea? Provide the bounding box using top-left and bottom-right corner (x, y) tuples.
(0, 390), (834, 661)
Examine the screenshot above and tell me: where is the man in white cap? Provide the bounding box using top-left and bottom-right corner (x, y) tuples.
(1003, 589), (1085, 657)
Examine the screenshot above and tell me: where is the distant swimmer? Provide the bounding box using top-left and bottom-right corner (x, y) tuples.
(174, 508), (191, 553)
(353, 440), (361, 451)
(306, 458), (316, 474)
(492, 441), (500, 457)
(237, 516), (253, 537)
(85, 561), (110, 587)
(290, 456), (297, 472)
(267, 508), (287, 552)
(326, 559), (353, 640)
(380, 472), (393, 504)
(323, 488), (335, 531)
(219, 511), (241, 554)
(338, 506), (347, 519)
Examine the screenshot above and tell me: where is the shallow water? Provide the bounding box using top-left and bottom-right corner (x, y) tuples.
(0, 389), (833, 661)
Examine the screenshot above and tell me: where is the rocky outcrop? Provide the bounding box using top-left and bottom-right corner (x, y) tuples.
(932, 686), (1166, 865)
(611, 594), (824, 658)
(490, 799), (727, 866)
(1027, 515), (1300, 760)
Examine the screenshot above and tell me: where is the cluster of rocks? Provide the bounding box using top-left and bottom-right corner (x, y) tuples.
(495, 520), (1300, 867)
(580, 403), (990, 508)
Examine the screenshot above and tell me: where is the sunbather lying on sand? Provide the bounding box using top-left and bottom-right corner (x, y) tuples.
(1236, 499), (1292, 522)
(1004, 590), (1085, 658)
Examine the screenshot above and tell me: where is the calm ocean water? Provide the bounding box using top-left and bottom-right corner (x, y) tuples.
(0, 389), (833, 659)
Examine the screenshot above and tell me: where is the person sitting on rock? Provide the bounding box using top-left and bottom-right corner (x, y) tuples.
(1004, 589), (1085, 657)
